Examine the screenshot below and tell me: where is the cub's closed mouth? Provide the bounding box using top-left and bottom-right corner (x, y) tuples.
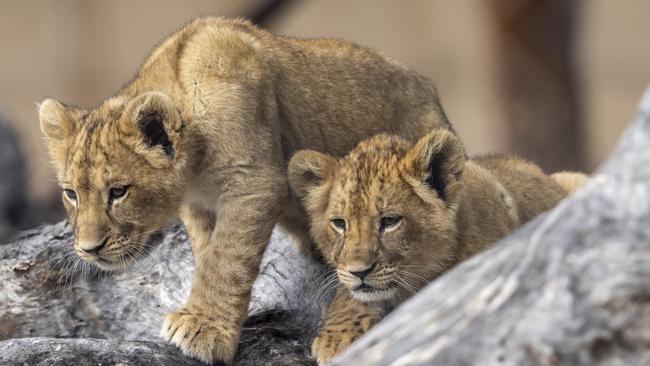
(354, 283), (376, 292)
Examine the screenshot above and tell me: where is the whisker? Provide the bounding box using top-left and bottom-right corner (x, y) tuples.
(315, 272), (340, 305)
(399, 270), (430, 285)
(312, 267), (337, 284)
(58, 253), (78, 288)
(395, 275), (418, 296)
(47, 251), (75, 278)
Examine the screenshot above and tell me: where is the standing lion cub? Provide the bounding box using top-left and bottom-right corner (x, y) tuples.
(288, 129), (587, 363)
(38, 17), (452, 364)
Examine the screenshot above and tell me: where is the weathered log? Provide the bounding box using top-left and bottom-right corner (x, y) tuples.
(0, 222), (325, 365)
(333, 87), (650, 365)
(0, 338), (199, 366)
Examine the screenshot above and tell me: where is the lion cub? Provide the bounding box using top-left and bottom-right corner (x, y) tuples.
(288, 129), (587, 363)
(38, 17), (453, 364)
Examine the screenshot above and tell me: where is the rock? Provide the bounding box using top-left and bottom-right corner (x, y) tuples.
(332, 87), (650, 365)
(0, 222), (326, 365)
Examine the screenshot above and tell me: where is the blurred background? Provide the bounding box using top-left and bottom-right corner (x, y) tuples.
(0, 0), (648, 242)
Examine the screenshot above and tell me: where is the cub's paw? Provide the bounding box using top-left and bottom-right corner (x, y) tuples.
(311, 331), (357, 365)
(162, 308), (238, 364)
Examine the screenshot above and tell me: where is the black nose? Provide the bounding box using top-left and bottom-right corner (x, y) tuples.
(80, 237), (108, 254)
(349, 263), (376, 280)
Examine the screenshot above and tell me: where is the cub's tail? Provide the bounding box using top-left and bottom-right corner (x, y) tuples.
(551, 171), (589, 194)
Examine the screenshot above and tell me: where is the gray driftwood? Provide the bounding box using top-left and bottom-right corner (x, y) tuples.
(0, 222), (326, 365)
(333, 88), (650, 365)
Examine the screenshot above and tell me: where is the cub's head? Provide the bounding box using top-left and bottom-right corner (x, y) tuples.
(288, 130), (465, 305)
(39, 92), (188, 271)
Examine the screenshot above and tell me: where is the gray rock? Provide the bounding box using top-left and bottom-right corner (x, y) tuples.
(333, 88), (650, 365)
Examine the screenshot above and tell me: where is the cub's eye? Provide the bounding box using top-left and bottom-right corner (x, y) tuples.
(64, 189), (77, 202)
(380, 216), (402, 232)
(330, 219), (346, 232)
(109, 186), (128, 201)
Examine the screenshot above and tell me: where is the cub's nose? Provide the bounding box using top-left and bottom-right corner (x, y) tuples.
(78, 237), (108, 255)
(348, 263), (376, 280)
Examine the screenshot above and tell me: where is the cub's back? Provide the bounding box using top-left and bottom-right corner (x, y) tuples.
(474, 155), (567, 224)
(148, 17), (451, 158)
(268, 31), (451, 156)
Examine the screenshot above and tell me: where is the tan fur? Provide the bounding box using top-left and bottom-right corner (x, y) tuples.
(38, 17), (451, 364)
(288, 130), (575, 363)
(551, 171), (589, 194)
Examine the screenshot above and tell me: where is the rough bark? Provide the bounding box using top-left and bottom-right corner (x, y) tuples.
(0, 338), (200, 366)
(0, 223), (326, 365)
(333, 87), (650, 365)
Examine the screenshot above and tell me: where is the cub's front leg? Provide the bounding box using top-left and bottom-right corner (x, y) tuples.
(312, 290), (383, 364)
(163, 177), (286, 364)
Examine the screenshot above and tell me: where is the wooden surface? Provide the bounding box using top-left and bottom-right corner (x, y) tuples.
(0, 222), (325, 365)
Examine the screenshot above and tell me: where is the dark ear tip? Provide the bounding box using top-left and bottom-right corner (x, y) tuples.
(418, 129), (465, 201)
(429, 128), (460, 147)
(431, 129), (465, 159)
(139, 111), (175, 158)
(127, 91), (181, 127)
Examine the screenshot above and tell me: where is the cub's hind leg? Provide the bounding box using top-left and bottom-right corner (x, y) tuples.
(551, 171), (588, 194)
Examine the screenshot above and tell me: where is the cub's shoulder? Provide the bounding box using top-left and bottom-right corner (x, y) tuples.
(473, 153), (544, 177)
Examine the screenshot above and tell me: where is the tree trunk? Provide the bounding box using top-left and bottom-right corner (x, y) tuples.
(487, 0), (585, 171)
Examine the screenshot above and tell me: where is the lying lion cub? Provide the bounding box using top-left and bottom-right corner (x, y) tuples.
(288, 129), (587, 363)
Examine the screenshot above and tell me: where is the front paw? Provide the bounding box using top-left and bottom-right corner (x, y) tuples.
(311, 331), (357, 365)
(162, 307), (238, 364)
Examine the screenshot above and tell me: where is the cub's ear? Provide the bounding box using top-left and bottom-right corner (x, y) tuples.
(39, 99), (77, 173)
(123, 92), (182, 159)
(288, 150), (337, 200)
(401, 129), (465, 206)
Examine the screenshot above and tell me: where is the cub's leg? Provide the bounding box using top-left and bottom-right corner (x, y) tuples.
(312, 290), (383, 364)
(180, 205), (216, 246)
(162, 32), (288, 362)
(163, 168), (288, 364)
